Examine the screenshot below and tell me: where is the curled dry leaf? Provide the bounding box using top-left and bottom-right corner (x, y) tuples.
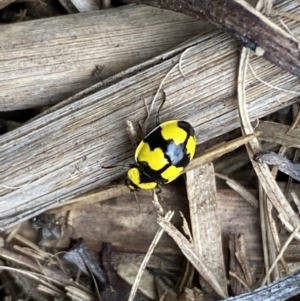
(63, 238), (107, 290)
(254, 151), (300, 182)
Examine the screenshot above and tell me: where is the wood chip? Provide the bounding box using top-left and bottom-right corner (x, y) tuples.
(257, 121), (300, 148)
(125, 0), (300, 77)
(254, 152), (300, 182)
(186, 164), (228, 299)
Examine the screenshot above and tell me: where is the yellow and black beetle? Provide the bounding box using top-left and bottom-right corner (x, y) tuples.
(125, 119), (196, 192)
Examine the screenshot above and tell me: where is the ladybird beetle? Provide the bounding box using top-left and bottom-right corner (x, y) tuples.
(125, 120), (196, 191)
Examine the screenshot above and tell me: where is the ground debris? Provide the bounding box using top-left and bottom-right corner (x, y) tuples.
(254, 151), (300, 182)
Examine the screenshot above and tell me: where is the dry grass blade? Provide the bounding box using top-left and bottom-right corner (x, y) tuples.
(257, 121), (300, 149)
(228, 271), (251, 292)
(49, 185), (129, 213)
(158, 291), (168, 301)
(264, 103), (300, 272)
(157, 215), (227, 299)
(65, 286), (95, 301)
(5, 224), (21, 242)
(0, 247), (86, 290)
(237, 47), (300, 238)
(279, 214), (299, 238)
(179, 212), (194, 244)
(266, 196), (289, 275)
(261, 223), (300, 286)
(228, 234), (240, 294)
(13, 245), (46, 262)
(228, 234), (250, 295)
(37, 284), (63, 296)
(258, 184), (270, 284)
(0, 266), (62, 290)
(128, 211), (174, 301)
(291, 191), (300, 214)
(262, 0), (272, 15)
(215, 173), (258, 209)
(264, 192), (280, 281)
(10, 233), (48, 259)
(248, 63), (300, 96)
(236, 1), (300, 280)
(272, 10), (300, 22)
(186, 133), (261, 172)
(177, 261), (195, 294)
(126, 0), (300, 76)
(82, 257), (101, 301)
(265, 88), (300, 192)
(235, 235), (254, 287)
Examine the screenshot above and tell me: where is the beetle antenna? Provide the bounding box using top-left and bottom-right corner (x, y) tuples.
(155, 92), (167, 126)
(101, 164), (128, 170)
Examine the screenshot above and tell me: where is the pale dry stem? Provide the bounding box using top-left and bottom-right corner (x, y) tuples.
(291, 191), (300, 213)
(157, 215), (227, 299)
(258, 184), (270, 284)
(261, 223), (300, 286)
(229, 271), (251, 292)
(179, 211), (194, 244)
(266, 197), (289, 275)
(5, 224), (21, 242)
(215, 173), (258, 208)
(248, 63), (300, 99)
(237, 6), (300, 283)
(272, 10), (300, 23)
(186, 132), (261, 173)
(65, 286), (95, 301)
(10, 233), (48, 259)
(235, 235), (254, 287)
(237, 44), (300, 238)
(127, 211), (174, 301)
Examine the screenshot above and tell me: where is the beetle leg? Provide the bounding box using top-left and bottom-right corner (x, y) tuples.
(156, 185), (161, 195)
(155, 184), (164, 202)
(137, 121), (144, 141)
(101, 163), (132, 170)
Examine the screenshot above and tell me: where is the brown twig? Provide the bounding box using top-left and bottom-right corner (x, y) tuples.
(223, 268), (300, 301)
(125, 0), (300, 77)
(254, 152), (300, 182)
